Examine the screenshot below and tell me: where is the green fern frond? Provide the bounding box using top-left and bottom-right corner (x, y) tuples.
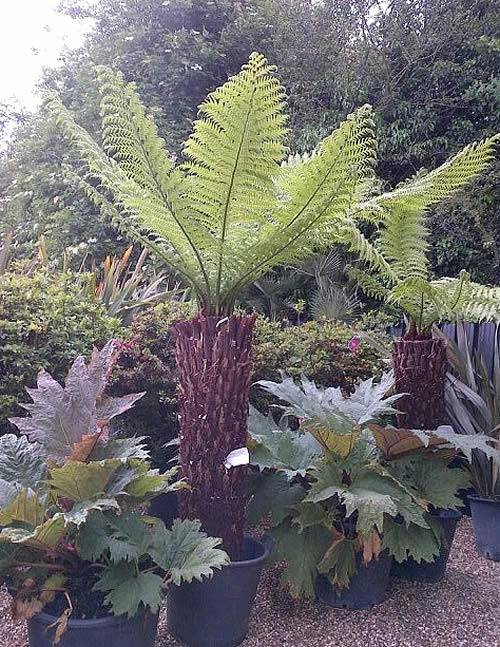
(48, 56), (498, 319)
(183, 52), (288, 297)
(347, 267), (390, 300)
(339, 222), (397, 284)
(432, 277), (500, 323)
(374, 136), (499, 214)
(226, 106), (377, 297)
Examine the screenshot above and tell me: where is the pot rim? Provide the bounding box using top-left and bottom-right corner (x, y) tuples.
(469, 495), (500, 504)
(31, 608), (155, 629)
(225, 536), (270, 570)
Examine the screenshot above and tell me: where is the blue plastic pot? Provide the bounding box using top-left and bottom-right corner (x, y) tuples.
(470, 496), (500, 561)
(391, 509), (461, 582)
(315, 551), (392, 610)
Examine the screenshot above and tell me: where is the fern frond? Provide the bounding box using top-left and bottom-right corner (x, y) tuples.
(339, 222), (397, 285)
(47, 93), (208, 297)
(432, 277), (500, 323)
(347, 267), (390, 301)
(223, 106), (377, 303)
(183, 52), (288, 300)
(374, 136), (499, 213)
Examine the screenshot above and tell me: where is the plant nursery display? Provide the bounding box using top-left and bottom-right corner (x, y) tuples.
(48, 51), (499, 645)
(248, 371), (500, 605)
(0, 342), (228, 647)
(445, 323), (500, 560)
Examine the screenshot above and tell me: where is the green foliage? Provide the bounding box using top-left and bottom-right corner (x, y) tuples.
(49, 54), (378, 315)
(445, 323), (500, 497)
(0, 360), (228, 630)
(108, 300), (194, 469)
(252, 319), (386, 396)
(247, 372), (479, 596)
(0, 272), (123, 433)
(343, 137), (500, 332)
(2, 0), (499, 282)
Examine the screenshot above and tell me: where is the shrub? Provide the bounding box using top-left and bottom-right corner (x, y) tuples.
(0, 272), (122, 432)
(110, 302), (386, 468)
(108, 300), (194, 468)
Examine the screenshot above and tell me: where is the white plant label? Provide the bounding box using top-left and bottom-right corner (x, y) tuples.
(224, 447), (250, 469)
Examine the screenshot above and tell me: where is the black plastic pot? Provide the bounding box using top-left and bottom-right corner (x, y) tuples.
(28, 609), (158, 647)
(391, 509), (461, 582)
(315, 551), (392, 610)
(149, 491), (179, 528)
(470, 496), (500, 561)
(167, 536), (269, 647)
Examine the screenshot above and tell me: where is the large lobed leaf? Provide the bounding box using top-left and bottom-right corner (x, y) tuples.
(9, 342), (144, 462)
(150, 518), (229, 586)
(0, 435), (46, 492)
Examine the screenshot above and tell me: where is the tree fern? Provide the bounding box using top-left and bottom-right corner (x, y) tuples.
(343, 136), (500, 331)
(48, 53), (377, 316)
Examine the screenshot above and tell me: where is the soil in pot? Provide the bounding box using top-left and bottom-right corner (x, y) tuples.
(391, 509), (461, 582)
(315, 551), (392, 610)
(166, 536), (269, 647)
(28, 609), (158, 647)
(470, 496), (500, 561)
(26, 571), (158, 647)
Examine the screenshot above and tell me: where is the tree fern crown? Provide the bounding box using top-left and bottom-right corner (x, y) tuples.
(48, 53), (377, 315)
(47, 53), (498, 321)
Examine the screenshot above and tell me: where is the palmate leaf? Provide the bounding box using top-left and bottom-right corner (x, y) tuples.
(269, 519), (332, 598)
(306, 461), (425, 537)
(427, 425), (500, 463)
(9, 342), (144, 462)
(150, 519), (229, 585)
(94, 562), (163, 618)
(248, 407), (321, 477)
(0, 489), (46, 527)
(89, 436), (150, 462)
(0, 435), (46, 491)
(246, 471), (305, 525)
(48, 460), (121, 501)
(385, 456), (469, 510)
(317, 535), (358, 589)
(1, 516), (66, 548)
(382, 516), (443, 564)
(77, 511), (149, 563)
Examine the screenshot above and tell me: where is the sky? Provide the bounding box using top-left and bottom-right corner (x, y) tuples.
(0, 0), (93, 109)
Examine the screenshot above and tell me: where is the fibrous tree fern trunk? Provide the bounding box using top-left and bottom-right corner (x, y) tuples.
(393, 335), (448, 429)
(173, 314), (256, 560)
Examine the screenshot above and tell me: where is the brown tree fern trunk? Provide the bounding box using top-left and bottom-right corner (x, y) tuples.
(173, 314), (256, 560)
(393, 336), (448, 429)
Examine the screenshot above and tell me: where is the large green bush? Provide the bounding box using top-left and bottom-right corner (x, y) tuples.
(110, 302), (386, 468)
(0, 272), (122, 431)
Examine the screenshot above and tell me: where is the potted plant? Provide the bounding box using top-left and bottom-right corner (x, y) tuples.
(1, 341), (228, 647)
(49, 53), (498, 644)
(248, 373), (499, 600)
(341, 138), (500, 429)
(445, 323), (500, 560)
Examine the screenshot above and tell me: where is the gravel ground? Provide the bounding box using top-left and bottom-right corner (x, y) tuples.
(1, 517), (498, 647)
